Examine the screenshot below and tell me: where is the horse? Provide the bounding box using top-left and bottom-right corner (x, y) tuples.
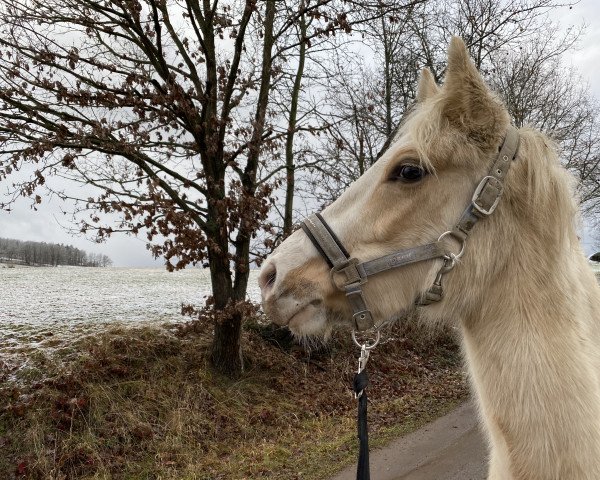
(258, 37), (600, 479)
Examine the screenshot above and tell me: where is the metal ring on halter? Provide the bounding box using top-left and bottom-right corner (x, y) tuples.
(352, 329), (381, 350)
(439, 253), (456, 273)
(438, 231), (466, 259)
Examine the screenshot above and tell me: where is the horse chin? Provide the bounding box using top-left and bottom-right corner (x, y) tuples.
(287, 303), (329, 338)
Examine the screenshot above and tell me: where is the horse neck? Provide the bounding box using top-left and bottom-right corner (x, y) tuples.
(459, 129), (600, 375)
(458, 215), (600, 476)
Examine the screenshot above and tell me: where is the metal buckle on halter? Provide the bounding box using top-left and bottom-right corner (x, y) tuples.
(344, 283), (374, 330)
(352, 309), (373, 329)
(330, 258), (366, 290)
(471, 175), (503, 216)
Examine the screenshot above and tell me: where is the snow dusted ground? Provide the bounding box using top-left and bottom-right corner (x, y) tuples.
(0, 266), (261, 357)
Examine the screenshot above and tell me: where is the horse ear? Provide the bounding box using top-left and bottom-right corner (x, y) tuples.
(442, 37), (507, 144)
(417, 68), (439, 102)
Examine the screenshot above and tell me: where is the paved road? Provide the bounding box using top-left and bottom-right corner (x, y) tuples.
(330, 402), (487, 480)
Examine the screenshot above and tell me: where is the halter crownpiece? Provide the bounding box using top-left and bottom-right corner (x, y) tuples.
(301, 126), (520, 331)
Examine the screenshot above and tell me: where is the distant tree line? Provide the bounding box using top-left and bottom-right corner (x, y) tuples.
(0, 237), (112, 267)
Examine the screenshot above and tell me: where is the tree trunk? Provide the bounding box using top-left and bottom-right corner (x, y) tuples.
(233, 0), (276, 286)
(214, 0), (276, 377)
(382, 16), (393, 138)
(211, 310), (243, 377)
(283, 4), (307, 237)
(358, 130), (365, 175)
(207, 197), (241, 376)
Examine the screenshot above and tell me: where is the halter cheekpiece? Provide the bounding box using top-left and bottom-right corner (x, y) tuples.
(301, 126), (520, 331)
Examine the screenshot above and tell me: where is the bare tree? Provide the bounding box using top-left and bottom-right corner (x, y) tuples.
(305, 0), (587, 209)
(0, 0), (425, 375)
(488, 26), (600, 219)
(0, 0), (287, 376)
(254, 0), (427, 243)
(282, 2), (307, 238)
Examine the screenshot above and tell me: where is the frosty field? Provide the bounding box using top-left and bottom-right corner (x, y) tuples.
(0, 266), (261, 352)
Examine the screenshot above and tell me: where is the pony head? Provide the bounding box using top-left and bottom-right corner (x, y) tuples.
(259, 37), (575, 337)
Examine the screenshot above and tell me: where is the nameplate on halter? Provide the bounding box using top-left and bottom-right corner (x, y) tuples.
(386, 250), (416, 268)
(361, 242), (445, 276)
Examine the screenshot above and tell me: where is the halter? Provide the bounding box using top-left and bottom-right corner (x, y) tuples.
(301, 126), (520, 331)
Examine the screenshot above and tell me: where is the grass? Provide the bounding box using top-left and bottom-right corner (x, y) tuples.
(0, 318), (468, 479)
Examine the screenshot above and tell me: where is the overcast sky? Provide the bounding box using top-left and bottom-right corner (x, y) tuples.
(556, 0), (600, 96)
(1, 0), (599, 267)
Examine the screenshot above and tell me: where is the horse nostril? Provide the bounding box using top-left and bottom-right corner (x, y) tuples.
(259, 263), (277, 292)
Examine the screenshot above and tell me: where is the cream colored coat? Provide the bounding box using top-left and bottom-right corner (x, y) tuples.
(259, 37), (600, 479)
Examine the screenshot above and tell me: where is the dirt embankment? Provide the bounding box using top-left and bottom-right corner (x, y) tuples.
(0, 319), (467, 479)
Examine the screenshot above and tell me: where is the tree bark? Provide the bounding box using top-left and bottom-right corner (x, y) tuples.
(215, 0), (276, 376)
(195, 1), (241, 377)
(283, 4), (307, 237)
(381, 15), (393, 139)
(211, 307), (244, 377)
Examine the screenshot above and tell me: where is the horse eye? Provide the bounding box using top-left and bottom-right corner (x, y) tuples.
(388, 163), (427, 183)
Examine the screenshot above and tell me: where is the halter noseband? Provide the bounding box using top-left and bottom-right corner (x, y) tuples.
(301, 126), (520, 331)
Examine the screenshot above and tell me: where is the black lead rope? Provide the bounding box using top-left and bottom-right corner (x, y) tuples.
(352, 331), (379, 480)
(354, 368), (370, 480)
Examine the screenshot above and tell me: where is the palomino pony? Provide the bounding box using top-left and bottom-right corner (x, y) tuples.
(259, 37), (600, 479)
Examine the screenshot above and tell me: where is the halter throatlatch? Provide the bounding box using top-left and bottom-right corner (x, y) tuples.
(301, 125), (520, 331)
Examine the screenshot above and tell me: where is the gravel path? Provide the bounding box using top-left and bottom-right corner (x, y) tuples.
(330, 402), (487, 480)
